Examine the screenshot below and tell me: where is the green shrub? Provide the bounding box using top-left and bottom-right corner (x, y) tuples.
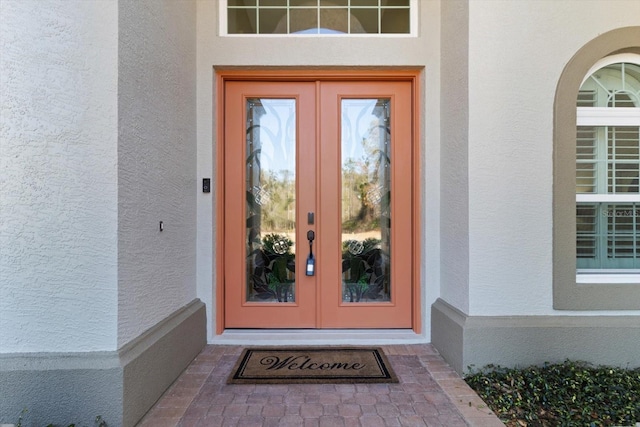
(465, 361), (640, 427)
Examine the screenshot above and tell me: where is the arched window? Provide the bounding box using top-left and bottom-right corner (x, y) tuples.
(576, 55), (640, 271)
(553, 27), (640, 310)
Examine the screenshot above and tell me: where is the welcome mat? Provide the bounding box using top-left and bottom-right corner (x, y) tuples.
(227, 347), (398, 384)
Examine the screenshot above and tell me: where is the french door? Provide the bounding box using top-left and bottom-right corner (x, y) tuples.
(223, 79), (415, 329)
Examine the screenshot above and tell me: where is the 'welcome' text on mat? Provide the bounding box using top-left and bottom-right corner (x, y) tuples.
(228, 347), (398, 384)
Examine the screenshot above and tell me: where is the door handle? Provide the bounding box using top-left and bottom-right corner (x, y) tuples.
(306, 230), (315, 276)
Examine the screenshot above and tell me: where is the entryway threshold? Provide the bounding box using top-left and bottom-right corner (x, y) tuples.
(211, 329), (427, 346)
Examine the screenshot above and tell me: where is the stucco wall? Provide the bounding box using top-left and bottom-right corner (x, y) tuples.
(196, 0), (442, 339)
(0, 0), (118, 353)
(466, 0), (640, 316)
(440, 0), (470, 313)
(118, 0), (198, 347)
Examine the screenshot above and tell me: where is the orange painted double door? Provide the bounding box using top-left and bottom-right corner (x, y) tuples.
(224, 79), (415, 329)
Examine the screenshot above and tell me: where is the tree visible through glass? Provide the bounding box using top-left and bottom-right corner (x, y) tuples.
(245, 98), (297, 302)
(341, 99), (391, 302)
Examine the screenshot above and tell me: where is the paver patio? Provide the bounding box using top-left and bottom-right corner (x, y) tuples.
(137, 344), (504, 427)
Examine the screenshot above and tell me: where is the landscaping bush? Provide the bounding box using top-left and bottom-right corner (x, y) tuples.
(465, 361), (640, 427)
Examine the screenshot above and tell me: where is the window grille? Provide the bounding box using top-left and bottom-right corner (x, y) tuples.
(223, 0), (415, 35)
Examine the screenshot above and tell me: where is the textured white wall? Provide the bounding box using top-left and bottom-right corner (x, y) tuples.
(467, 0), (640, 315)
(117, 0), (198, 347)
(196, 0), (442, 339)
(4, 0), (635, 354)
(0, 1), (118, 352)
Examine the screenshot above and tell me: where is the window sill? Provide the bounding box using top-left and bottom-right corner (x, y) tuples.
(577, 273), (640, 284)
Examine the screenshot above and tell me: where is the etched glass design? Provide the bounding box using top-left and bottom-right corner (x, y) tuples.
(246, 99), (297, 302)
(341, 99), (391, 302)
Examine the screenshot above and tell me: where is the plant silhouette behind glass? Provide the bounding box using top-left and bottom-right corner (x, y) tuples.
(247, 228), (295, 302)
(342, 238), (388, 302)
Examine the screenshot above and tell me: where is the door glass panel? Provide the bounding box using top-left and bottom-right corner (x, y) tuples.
(246, 99), (297, 303)
(341, 99), (391, 303)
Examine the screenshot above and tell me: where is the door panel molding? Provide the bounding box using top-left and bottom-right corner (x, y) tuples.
(318, 81), (413, 328)
(223, 81), (317, 328)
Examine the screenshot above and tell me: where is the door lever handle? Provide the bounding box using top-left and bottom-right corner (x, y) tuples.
(306, 230), (315, 276)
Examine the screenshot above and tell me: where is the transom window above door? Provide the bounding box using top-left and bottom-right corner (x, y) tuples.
(222, 0), (416, 36)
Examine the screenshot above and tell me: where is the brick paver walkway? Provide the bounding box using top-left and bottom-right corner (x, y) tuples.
(137, 344), (503, 427)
